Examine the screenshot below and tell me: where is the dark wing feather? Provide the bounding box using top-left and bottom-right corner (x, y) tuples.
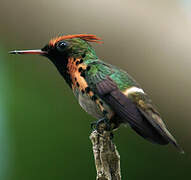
(96, 77), (168, 144)
(96, 77), (184, 152)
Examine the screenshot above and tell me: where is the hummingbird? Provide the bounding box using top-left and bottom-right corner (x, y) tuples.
(9, 34), (184, 153)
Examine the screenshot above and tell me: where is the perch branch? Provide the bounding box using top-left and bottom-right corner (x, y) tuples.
(90, 124), (121, 180)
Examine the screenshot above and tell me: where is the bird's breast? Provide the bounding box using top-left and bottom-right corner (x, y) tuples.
(66, 57), (114, 119)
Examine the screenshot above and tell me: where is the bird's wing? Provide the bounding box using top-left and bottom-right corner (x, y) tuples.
(85, 60), (183, 152)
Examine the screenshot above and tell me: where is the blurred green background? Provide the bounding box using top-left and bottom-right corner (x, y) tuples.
(0, 0), (191, 179)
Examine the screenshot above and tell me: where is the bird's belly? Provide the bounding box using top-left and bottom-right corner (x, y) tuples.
(78, 93), (104, 119)
(74, 90), (113, 119)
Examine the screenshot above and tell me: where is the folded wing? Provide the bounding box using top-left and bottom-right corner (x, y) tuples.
(95, 77), (184, 153)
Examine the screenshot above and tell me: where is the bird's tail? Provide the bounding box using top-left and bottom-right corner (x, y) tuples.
(137, 107), (184, 154)
(162, 127), (184, 154)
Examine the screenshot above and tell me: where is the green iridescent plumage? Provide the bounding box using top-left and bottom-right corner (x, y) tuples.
(85, 60), (138, 91)
(67, 38), (98, 59)
(68, 39), (139, 91)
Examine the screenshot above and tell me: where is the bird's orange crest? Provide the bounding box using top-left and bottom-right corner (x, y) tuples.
(49, 34), (103, 46)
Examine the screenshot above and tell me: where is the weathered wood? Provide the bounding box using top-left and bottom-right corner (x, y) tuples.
(90, 124), (121, 180)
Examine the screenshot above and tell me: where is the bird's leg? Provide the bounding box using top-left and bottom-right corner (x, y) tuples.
(91, 117), (111, 132)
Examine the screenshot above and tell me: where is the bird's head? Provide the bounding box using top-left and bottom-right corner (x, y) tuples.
(9, 34), (102, 86)
(9, 34), (102, 69)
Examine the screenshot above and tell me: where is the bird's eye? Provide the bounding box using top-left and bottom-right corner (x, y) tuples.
(57, 41), (68, 52)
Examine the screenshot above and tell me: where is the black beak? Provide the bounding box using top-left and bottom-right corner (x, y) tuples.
(9, 49), (47, 55)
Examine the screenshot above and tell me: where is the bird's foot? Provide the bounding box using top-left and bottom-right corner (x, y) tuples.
(91, 117), (111, 132)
